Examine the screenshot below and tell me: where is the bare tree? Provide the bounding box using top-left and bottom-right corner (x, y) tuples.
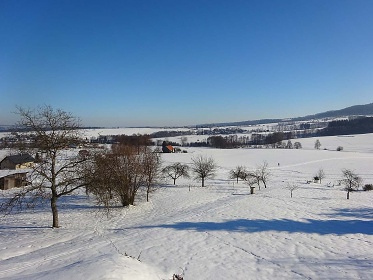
(0, 106), (87, 228)
(180, 136), (188, 146)
(86, 144), (162, 208)
(142, 147), (162, 202)
(285, 140), (293, 149)
(110, 144), (145, 206)
(314, 139), (321, 150)
(294, 142), (302, 149)
(256, 161), (270, 188)
(191, 155), (217, 187)
(341, 169), (362, 199)
(244, 173), (257, 190)
(84, 148), (115, 210)
(229, 165), (247, 183)
(315, 168), (325, 184)
(286, 183), (299, 198)
(162, 162), (189, 185)
(240, 169), (261, 190)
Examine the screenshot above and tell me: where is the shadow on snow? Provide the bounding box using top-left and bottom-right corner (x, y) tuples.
(129, 218), (373, 235)
(325, 207), (373, 220)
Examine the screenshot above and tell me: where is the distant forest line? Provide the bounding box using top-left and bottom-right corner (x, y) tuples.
(88, 117), (373, 149)
(2, 117), (373, 150)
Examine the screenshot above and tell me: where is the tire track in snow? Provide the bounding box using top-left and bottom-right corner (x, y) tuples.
(0, 232), (108, 277)
(270, 155), (373, 170)
(206, 231), (312, 280)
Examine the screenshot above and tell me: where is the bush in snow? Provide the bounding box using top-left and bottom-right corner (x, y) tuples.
(294, 141), (302, 149)
(314, 168), (325, 184)
(172, 274), (184, 280)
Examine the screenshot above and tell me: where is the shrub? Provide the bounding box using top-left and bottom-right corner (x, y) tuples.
(173, 274), (183, 280)
(363, 184), (373, 191)
(337, 146), (344, 151)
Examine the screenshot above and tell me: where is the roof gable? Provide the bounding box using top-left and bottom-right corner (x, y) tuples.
(2, 154), (35, 165)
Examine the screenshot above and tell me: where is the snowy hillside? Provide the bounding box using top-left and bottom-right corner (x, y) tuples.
(1, 133), (373, 279)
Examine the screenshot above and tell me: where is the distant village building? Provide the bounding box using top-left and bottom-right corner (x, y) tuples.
(162, 145), (175, 153)
(161, 141), (174, 153)
(0, 153), (35, 170)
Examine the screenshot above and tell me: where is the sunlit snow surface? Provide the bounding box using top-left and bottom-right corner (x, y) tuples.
(1, 132), (372, 279)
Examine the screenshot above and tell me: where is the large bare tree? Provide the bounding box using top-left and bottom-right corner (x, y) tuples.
(1, 105), (87, 228)
(111, 144), (144, 206)
(191, 155), (217, 187)
(86, 144), (161, 208)
(142, 146), (162, 202)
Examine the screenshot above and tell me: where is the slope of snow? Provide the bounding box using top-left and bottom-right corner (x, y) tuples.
(1, 134), (373, 279)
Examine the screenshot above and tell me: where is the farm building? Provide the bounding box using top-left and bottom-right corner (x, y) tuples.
(0, 153), (35, 170)
(0, 170), (29, 190)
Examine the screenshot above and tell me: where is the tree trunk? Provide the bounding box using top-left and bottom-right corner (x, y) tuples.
(129, 193), (135, 205)
(120, 194), (130, 207)
(347, 190), (350, 199)
(51, 195), (59, 228)
(173, 178), (176, 185)
(202, 177), (205, 187)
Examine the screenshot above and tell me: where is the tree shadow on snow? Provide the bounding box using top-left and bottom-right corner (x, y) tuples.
(0, 225), (50, 230)
(131, 218), (373, 235)
(325, 207), (373, 220)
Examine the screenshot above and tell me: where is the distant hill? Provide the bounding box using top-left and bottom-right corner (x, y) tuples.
(293, 102), (373, 121)
(196, 118), (282, 128)
(197, 102), (373, 127)
(320, 116), (373, 136)
(0, 125), (14, 132)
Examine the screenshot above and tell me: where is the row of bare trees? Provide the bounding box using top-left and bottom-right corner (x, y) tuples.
(0, 105), (221, 228)
(229, 162), (270, 190)
(0, 106), (163, 227)
(313, 168), (364, 199)
(287, 168), (364, 199)
(161, 156), (218, 188)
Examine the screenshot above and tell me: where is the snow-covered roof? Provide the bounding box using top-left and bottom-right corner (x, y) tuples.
(0, 153), (35, 164)
(0, 169), (30, 179)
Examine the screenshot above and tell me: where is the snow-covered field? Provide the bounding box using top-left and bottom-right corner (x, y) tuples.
(1, 133), (373, 279)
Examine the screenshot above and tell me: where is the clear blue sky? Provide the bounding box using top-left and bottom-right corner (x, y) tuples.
(1, 0), (372, 127)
